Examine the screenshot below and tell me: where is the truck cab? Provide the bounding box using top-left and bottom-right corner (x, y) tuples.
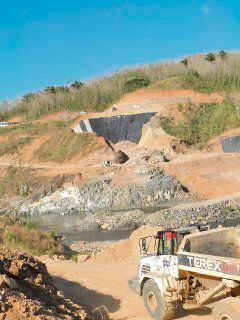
(128, 226), (240, 320)
(128, 227), (202, 319)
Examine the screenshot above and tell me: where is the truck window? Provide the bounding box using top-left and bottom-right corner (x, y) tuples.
(157, 232), (177, 255)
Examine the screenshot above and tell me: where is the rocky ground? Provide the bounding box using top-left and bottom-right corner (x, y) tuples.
(17, 166), (188, 216)
(70, 199), (238, 233)
(0, 248), (93, 320)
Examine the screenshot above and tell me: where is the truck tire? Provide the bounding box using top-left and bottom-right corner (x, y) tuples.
(212, 297), (240, 320)
(142, 279), (177, 320)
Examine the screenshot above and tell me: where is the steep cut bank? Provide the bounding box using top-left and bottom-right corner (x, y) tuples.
(73, 112), (156, 143)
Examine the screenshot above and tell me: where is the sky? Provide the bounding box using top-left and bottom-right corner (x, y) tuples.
(0, 0), (240, 101)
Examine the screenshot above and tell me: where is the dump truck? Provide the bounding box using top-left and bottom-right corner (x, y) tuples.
(128, 226), (240, 320)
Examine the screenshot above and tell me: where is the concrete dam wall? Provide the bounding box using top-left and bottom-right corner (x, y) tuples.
(74, 112), (156, 143)
(221, 136), (240, 153)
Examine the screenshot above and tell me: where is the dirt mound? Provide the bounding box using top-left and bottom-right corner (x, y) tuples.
(206, 128), (240, 152)
(72, 89), (223, 127)
(138, 116), (189, 159)
(88, 226), (161, 266)
(0, 248), (90, 319)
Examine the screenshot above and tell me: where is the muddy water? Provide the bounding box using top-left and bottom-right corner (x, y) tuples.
(28, 205), (173, 245)
(28, 205), (240, 245)
(29, 211), (133, 245)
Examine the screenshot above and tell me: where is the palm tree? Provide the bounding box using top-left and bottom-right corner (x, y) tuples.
(70, 81), (84, 89)
(181, 58), (188, 68)
(205, 53), (216, 63)
(219, 50), (228, 61)
(44, 86), (56, 95)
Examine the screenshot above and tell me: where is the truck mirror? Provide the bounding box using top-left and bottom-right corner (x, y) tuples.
(139, 236), (155, 254)
(141, 238), (147, 253)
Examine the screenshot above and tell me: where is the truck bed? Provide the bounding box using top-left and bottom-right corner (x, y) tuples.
(177, 228), (240, 281)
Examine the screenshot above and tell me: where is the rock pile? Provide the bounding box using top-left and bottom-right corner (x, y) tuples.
(19, 167), (187, 215)
(0, 248), (91, 319)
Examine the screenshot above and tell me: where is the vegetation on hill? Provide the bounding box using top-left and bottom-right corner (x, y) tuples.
(160, 100), (240, 148)
(0, 215), (75, 257)
(35, 126), (100, 162)
(0, 121), (100, 163)
(2, 51), (240, 120)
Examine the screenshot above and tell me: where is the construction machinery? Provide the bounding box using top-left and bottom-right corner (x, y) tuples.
(128, 226), (240, 319)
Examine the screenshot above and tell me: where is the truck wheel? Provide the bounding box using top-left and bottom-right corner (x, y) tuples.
(212, 297), (240, 320)
(142, 279), (177, 320)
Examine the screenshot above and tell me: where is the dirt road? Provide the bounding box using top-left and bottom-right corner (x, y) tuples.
(42, 258), (212, 320)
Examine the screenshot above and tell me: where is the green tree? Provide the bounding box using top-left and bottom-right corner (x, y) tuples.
(124, 76), (150, 93)
(219, 50), (228, 61)
(21, 92), (39, 103)
(44, 86), (69, 94)
(181, 58), (188, 68)
(70, 81), (84, 89)
(205, 53), (216, 63)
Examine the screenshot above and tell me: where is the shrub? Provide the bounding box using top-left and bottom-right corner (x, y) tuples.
(124, 76), (150, 93)
(71, 255), (79, 263)
(3, 52), (240, 120)
(24, 221), (36, 230)
(16, 182), (29, 197)
(4, 225), (63, 256)
(160, 100), (240, 148)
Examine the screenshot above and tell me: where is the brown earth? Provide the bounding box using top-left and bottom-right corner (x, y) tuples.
(0, 248), (90, 320)
(71, 89), (224, 129)
(0, 136), (7, 143)
(20, 134), (50, 163)
(161, 153), (240, 199)
(1, 151), (240, 200)
(34, 111), (80, 125)
(8, 116), (24, 123)
(42, 227), (212, 320)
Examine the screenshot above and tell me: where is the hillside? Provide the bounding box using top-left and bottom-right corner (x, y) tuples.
(1, 52), (240, 215)
(1, 51), (240, 120)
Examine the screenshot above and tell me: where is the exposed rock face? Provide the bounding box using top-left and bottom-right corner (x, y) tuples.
(0, 248), (90, 319)
(19, 168), (187, 215)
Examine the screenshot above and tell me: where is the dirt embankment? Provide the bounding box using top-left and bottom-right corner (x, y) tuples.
(72, 89), (224, 126)
(161, 153), (240, 199)
(0, 248), (91, 320)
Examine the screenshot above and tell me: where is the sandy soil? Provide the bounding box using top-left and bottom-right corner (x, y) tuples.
(41, 227), (212, 320)
(20, 133), (50, 163)
(1, 151), (240, 200)
(7, 115), (25, 122)
(162, 153), (240, 199)
(42, 260), (212, 320)
(0, 135), (7, 143)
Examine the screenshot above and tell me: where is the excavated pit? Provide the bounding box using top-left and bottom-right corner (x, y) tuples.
(74, 112), (156, 144)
